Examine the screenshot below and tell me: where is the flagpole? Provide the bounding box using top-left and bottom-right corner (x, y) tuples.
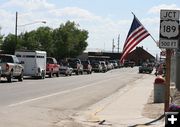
(131, 12), (157, 44)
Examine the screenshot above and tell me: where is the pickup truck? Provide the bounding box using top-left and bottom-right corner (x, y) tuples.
(139, 62), (153, 74)
(0, 54), (24, 82)
(46, 57), (60, 78)
(68, 58), (83, 75)
(81, 60), (92, 74)
(123, 60), (135, 68)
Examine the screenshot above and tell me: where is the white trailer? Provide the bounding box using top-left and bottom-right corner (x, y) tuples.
(15, 51), (46, 79)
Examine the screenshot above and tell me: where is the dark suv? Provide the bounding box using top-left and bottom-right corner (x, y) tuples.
(139, 62), (153, 74)
(123, 60), (135, 68)
(81, 60), (92, 74)
(68, 58), (83, 75)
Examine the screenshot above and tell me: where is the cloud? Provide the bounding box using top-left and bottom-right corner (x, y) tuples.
(49, 7), (102, 22)
(0, 0), (160, 53)
(148, 4), (180, 14)
(0, 0), (55, 11)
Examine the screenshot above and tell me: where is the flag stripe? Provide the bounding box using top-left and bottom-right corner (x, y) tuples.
(120, 15), (150, 63)
(121, 33), (149, 60)
(123, 29), (148, 53)
(121, 33), (149, 61)
(123, 26), (144, 49)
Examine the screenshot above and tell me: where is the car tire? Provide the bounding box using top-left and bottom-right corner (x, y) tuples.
(7, 71), (13, 83)
(41, 70), (45, 79)
(56, 71), (60, 77)
(18, 71), (23, 81)
(49, 71), (53, 78)
(76, 71), (79, 75)
(80, 71), (83, 75)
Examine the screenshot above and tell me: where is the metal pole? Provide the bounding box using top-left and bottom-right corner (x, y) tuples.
(15, 11), (18, 54)
(117, 34), (120, 53)
(175, 50), (180, 91)
(176, 29), (180, 91)
(165, 49), (171, 112)
(112, 38), (114, 53)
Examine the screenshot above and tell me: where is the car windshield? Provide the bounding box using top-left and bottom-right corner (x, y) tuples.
(0, 55), (13, 63)
(81, 61), (89, 64)
(47, 58), (54, 64)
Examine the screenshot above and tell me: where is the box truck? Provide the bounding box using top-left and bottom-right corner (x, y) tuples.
(15, 50), (46, 79)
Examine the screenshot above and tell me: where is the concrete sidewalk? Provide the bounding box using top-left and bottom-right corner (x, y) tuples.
(76, 74), (165, 127)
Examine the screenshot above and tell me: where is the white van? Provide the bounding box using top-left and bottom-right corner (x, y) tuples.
(15, 50), (46, 79)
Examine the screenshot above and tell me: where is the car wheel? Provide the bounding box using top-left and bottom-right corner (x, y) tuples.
(49, 71), (53, 78)
(18, 71), (23, 81)
(41, 70), (45, 79)
(56, 71), (60, 77)
(80, 71), (83, 75)
(76, 71), (79, 75)
(7, 70), (13, 82)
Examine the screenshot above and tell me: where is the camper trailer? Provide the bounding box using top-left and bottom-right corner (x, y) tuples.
(15, 51), (46, 79)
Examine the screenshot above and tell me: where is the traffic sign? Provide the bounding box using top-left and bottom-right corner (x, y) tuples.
(159, 10), (179, 49)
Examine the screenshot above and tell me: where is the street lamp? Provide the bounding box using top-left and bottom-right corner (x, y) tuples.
(15, 11), (46, 54)
(17, 20), (46, 27)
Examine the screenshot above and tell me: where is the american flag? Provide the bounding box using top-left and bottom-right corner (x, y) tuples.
(120, 15), (150, 63)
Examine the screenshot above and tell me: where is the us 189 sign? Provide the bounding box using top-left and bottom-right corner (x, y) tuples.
(159, 10), (179, 49)
(160, 21), (179, 38)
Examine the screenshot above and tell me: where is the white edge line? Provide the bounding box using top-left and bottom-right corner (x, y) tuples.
(8, 78), (113, 107)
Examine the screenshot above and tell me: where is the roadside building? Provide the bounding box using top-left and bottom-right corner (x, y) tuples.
(126, 47), (155, 66)
(78, 46), (155, 65)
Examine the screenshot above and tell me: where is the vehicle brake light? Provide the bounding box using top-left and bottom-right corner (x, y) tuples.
(6, 64), (9, 70)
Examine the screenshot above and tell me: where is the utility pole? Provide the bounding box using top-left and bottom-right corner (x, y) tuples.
(165, 49), (171, 112)
(175, 27), (180, 91)
(159, 10), (179, 112)
(15, 11), (18, 54)
(117, 34), (120, 53)
(112, 38), (115, 53)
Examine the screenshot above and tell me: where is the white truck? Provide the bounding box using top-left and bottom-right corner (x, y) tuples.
(15, 51), (46, 79)
(0, 54), (24, 82)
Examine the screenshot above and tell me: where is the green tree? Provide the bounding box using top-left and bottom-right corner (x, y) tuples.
(35, 27), (54, 56)
(1, 21), (88, 57)
(19, 27), (54, 56)
(0, 27), (4, 50)
(1, 34), (16, 54)
(53, 21), (88, 59)
(19, 30), (40, 50)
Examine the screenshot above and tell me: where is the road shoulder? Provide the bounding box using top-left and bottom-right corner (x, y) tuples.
(74, 74), (165, 127)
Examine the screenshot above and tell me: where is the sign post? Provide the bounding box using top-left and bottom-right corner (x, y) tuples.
(160, 10), (180, 112)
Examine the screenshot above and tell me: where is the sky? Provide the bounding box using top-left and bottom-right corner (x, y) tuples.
(0, 0), (180, 57)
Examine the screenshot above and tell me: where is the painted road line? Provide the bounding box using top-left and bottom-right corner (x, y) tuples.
(8, 78), (114, 107)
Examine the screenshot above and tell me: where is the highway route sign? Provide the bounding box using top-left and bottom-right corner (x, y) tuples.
(159, 10), (179, 49)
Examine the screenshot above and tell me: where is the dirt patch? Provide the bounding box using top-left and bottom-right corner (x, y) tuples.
(142, 91), (164, 119)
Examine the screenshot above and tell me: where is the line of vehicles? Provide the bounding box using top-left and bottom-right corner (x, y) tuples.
(0, 50), (122, 83)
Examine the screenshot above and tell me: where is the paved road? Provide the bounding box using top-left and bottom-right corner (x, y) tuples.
(0, 67), (147, 127)
(0, 67), (141, 107)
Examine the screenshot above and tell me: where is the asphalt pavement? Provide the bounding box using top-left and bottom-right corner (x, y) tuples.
(74, 73), (165, 127)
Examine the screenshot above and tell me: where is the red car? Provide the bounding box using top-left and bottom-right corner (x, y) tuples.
(46, 57), (60, 78)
